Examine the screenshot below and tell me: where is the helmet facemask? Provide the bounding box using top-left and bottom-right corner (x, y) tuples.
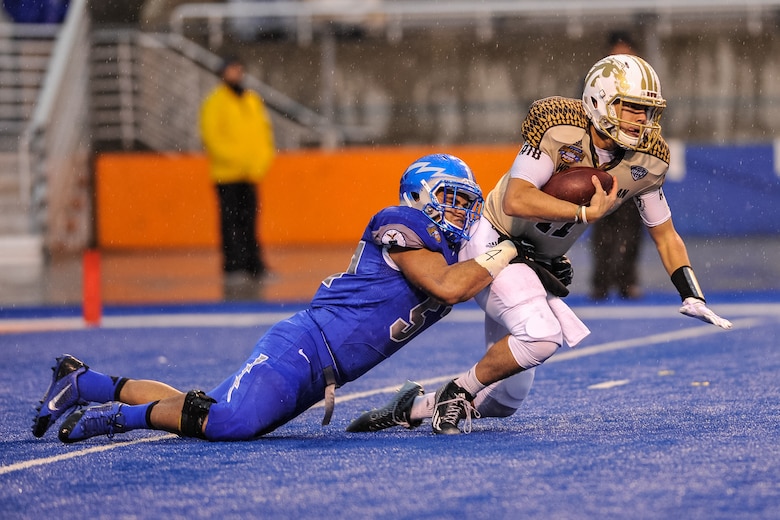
(420, 178), (483, 242)
(601, 95), (664, 151)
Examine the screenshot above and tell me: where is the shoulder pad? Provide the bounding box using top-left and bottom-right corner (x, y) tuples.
(644, 132), (670, 165)
(521, 97), (589, 149)
(370, 206), (443, 250)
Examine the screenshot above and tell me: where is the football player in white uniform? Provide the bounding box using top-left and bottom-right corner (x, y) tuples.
(348, 55), (732, 436)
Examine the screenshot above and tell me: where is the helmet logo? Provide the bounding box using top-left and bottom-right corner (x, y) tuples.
(586, 60), (626, 90)
(406, 161), (447, 179)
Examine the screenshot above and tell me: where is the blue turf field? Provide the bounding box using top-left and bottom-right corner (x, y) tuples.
(1, 295), (779, 519)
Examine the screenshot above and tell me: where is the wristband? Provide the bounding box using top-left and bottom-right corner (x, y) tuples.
(574, 205), (587, 224)
(671, 265), (705, 302)
(474, 240), (518, 278)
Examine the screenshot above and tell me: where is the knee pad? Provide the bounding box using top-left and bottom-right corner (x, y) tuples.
(507, 336), (559, 368)
(491, 290), (563, 343)
(181, 390), (216, 439)
(497, 295), (562, 368)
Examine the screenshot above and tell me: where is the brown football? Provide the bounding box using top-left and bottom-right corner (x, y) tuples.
(541, 166), (614, 205)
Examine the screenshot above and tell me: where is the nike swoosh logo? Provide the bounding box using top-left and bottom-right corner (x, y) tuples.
(226, 354), (268, 403)
(47, 384), (72, 412)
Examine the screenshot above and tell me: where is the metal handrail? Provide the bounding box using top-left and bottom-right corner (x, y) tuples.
(18, 0), (90, 244)
(171, 0), (780, 21)
(170, 0), (780, 46)
(159, 31), (362, 143)
(90, 29), (374, 151)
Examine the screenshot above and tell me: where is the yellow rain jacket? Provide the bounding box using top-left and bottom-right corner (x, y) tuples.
(199, 84), (276, 184)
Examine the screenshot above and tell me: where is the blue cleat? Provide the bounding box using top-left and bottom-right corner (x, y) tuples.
(346, 380), (424, 432)
(58, 402), (127, 443)
(32, 355), (88, 438)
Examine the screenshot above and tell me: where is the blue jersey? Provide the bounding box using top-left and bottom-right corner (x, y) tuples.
(205, 205), (462, 439)
(309, 205), (459, 382)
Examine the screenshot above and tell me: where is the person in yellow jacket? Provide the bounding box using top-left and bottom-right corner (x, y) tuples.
(200, 56), (276, 283)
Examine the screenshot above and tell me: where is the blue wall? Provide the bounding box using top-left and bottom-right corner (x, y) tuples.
(665, 143), (780, 236)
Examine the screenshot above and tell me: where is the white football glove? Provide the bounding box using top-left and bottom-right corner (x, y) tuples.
(679, 297), (733, 330)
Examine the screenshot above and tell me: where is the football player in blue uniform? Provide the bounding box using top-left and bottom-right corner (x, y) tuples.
(33, 153), (524, 443)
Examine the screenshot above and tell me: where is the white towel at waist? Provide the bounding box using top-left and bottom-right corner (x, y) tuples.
(548, 295), (590, 347)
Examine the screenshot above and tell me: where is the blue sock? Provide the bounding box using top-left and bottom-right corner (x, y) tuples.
(78, 369), (127, 403)
(119, 402), (156, 431)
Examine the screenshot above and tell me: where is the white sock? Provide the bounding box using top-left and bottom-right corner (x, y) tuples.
(410, 393), (435, 421)
(454, 366), (486, 397)
(409, 368), (487, 421)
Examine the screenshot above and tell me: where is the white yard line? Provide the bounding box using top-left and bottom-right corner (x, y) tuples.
(0, 433), (176, 476)
(2, 302), (778, 333)
(0, 312), (765, 475)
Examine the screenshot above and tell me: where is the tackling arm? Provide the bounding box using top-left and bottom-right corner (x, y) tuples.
(390, 242), (517, 305)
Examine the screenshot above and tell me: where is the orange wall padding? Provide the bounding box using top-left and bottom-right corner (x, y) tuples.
(95, 146), (517, 248)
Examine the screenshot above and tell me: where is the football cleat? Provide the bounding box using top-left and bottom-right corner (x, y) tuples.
(32, 354), (89, 438)
(431, 379), (478, 435)
(58, 402), (126, 443)
(346, 381), (424, 432)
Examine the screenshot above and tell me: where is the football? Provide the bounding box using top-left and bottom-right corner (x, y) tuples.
(541, 166), (614, 205)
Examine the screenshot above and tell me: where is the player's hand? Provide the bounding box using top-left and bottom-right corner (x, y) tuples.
(499, 235), (536, 262)
(587, 175), (619, 221)
(679, 297), (733, 329)
(550, 255), (573, 286)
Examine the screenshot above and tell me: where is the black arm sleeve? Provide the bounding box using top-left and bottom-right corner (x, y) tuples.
(671, 266), (705, 302)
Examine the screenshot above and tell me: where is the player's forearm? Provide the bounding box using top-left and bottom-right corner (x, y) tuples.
(648, 221), (691, 276)
(427, 262), (494, 305)
(502, 187), (578, 222)
(433, 240), (520, 304)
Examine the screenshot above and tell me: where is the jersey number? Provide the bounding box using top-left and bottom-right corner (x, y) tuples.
(534, 221), (576, 238)
(390, 297), (451, 343)
(321, 241), (366, 288)
(322, 240), (452, 344)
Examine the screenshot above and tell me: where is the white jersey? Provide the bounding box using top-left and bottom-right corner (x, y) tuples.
(482, 96), (671, 261)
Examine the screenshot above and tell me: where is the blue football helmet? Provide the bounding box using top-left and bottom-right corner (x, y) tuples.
(399, 154), (484, 242)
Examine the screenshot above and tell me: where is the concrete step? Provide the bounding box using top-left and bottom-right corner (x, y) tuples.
(0, 175), (20, 194)
(0, 233), (43, 266)
(0, 212), (29, 235)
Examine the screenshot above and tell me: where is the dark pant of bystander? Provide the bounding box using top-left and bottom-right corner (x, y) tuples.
(590, 201), (643, 300)
(216, 182), (265, 277)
